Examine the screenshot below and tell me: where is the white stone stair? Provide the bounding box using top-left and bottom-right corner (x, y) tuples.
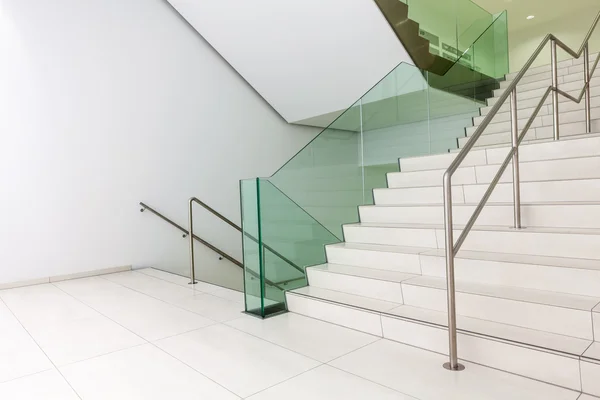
(284, 53), (600, 396)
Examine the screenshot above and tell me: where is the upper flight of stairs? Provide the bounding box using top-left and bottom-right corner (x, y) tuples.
(459, 54), (600, 149)
(373, 0), (500, 102)
(285, 53), (600, 396)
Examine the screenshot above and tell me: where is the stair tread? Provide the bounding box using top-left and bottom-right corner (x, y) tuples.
(290, 286), (400, 312)
(326, 242), (430, 254)
(346, 221), (600, 236)
(329, 242), (600, 272)
(388, 305), (592, 356)
(583, 342), (600, 361)
(309, 263), (419, 283)
(404, 275), (600, 311)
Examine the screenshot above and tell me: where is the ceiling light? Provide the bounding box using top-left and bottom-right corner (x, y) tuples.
(527, 15), (535, 20)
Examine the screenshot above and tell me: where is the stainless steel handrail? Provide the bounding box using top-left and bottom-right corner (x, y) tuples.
(442, 11), (600, 371)
(140, 201), (291, 290)
(187, 197), (305, 285)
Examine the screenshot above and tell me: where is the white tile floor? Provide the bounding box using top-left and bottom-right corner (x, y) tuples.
(0, 268), (593, 399)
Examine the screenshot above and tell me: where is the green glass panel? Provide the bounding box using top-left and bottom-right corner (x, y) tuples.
(241, 178), (339, 317)
(408, 0), (459, 61)
(471, 11), (509, 78)
(240, 178), (264, 317)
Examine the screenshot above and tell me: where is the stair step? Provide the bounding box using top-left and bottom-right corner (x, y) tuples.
(325, 242), (424, 274)
(504, 57), (593, 81)
(375, 177), (600, 205)
(494, 73), (600, 99)
(285, 286), (587, 390)
(402, 275), (598, 340)
(467, 105), (600, 137)
(399, 133), (600, 172)
(327, 243), (600, 297)
(390, 154), (600, 189)
(306, 263), (418, 302)
(360, 202), (600, 230)
(343, 222), (600, 260)
(459, 120), (600, 148)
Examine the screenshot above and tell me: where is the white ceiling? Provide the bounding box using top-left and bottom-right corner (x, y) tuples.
(473, 0), (600, 32)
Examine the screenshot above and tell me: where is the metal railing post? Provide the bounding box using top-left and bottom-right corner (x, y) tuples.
(188, 198), (198, 285)
(510, 88), (522, 229)
(584, 44), (592, 133)
(551, 39), (560, 140)
(442, 172), (465, 372)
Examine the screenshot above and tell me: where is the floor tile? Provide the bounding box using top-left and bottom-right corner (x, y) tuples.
(26, 315), (145, 366)
(137, 269), (244, 303)
(155, 324), (320, 398)
(0, 370), (79, 399)
(0, 284), (98, 329)
(329, 340), (579, 400)
(101, 271), (195, 303)
(172, 292), (244, 322)
(226, 313), (379, 362)
(579, 394), (600, 400)
(55, 277), (215, 341)
(60, 344), (238, 400)
(0, 302), (53, 382)
(247, 364), (415, 399)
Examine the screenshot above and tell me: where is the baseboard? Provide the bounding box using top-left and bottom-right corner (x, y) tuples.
(0, 265), (132, 290)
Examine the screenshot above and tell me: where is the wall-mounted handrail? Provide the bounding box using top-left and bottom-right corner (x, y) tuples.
(442, 10), (600, 372)
(140, 201), (291, 290)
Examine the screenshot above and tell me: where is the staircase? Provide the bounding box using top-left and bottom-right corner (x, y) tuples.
(285, 53), (600, 395)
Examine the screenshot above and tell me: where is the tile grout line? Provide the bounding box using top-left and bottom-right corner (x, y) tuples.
(100, 271), (243, 308)
(51, 282), (241, 398)
(149, 335), (243, 399)
(0, 297), (83, 400)
(239, 363), (324, 399)
(326, 363), (420, 400)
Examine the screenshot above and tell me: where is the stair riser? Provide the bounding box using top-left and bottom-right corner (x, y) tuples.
(402, 283), (593, 340)
(373, 186), (464, 205)
(399, 149), (487, 173)
(360, 204), (600, 230)
(381, 316), (582, 391)
(581, 361), (600, 396)
(325, 245), (422, 274)
(285, 293), (384, 336)
(343, 225), (600, 260)
(387, 166), (476, 188)
(306, 268), (404, 303)
(420, 255), (600, 298)
(285, 292), (583, 390)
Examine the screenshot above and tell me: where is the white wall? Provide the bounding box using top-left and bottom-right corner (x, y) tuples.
(167, 0), (412, 124)
(0, 0), (318, 290)
(508, 7), (600, 73)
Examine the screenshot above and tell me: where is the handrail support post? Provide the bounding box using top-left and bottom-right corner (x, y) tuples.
(188, 198), (198, 285)
(510, 88), (522, 229)
(551, 39), (560, 140)
(584, 44), (592, 133)
(442, 173), (464, 372)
